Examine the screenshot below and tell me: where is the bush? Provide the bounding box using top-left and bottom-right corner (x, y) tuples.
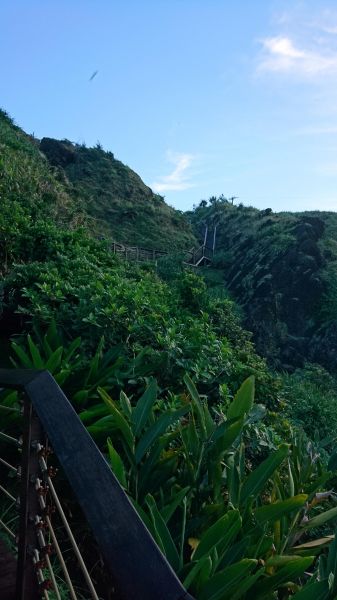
(282, 364), (337, 442)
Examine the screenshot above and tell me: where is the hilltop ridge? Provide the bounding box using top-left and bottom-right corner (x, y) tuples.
(39, 137), (196, 250)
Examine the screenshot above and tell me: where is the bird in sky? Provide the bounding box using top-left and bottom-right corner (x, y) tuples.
(89, 70), (98, 82)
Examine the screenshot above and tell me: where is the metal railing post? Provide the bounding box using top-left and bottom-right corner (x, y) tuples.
(16, 397), (43, 600)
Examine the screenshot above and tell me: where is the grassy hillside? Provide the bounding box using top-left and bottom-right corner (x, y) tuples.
(39, 137), (196, 250)
(0, 109), (78, 225)
(190, 198), (337, 371)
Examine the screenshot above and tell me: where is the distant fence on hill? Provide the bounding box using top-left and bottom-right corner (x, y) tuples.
(111, 241), (213, 267)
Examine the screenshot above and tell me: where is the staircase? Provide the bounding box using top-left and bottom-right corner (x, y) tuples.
(183, 244), (213, 267)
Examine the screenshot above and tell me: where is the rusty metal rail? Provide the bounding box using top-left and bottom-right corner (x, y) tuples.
(0, 369), (194, 600)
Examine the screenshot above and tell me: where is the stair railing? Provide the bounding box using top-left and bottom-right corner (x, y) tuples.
(111, 241), (213, 267)
(0, 369), (194, 600)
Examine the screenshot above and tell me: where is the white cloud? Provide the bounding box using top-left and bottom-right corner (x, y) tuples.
(258, 35), (337, 77)
(152, 151), (196, 193)
(316, 163), (337, 176)
(320, 25), (337, 35)
(294, 125), (337, 135)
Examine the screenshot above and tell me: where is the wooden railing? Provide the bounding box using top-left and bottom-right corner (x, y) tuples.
(111, 242), (168, 263)
(111, 241), (213, 267)
(0, 369), (194, 600)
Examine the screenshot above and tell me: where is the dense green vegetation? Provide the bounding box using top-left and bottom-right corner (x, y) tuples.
(190, 197), (337, 373)
(2, 108), (337, 598)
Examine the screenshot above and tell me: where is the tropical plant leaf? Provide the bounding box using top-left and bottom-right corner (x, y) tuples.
(182, 557), (211, 590)
(135, 406), (189, 464)
(11, 342), (32, 367)
(240, 444), (289, 505)
(120, 390), (132, 419)
(145, 494), (180, 571)
(254, 494), (307, 524)
(97, 387), (134, 450)
(132, 378), (157, 436)
(290, 580), (329, 600)
(45, 346), (63, 373)
(199, 558), (258, 600)
(192, 510), (241, 561)
(184, 374), (207, 439)
(292, 537), (334, 551)
(161, 486), (190, 523)
(227, 376), (255, 420)
(27, 334), (44, 368)
(107, 437), (127, 487)
(251, 556), (314, 598)
(302, 506), (337, 531)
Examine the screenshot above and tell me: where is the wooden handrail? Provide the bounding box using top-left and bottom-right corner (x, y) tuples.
(0, 369), (194, 600)
(111, 240), (213, 267)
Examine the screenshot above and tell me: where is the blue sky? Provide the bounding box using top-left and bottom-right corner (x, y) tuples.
(2, 1), (337, 212)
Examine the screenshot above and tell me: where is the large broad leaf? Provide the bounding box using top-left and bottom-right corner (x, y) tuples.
(182, 557), (212, 590)
(45, 346), (63, 374)
(251, 556), (314, 598)
(73, 389), (89, 407)
(229, 569), (264, 600)
(184, 374), (207, 439)
(290, 580), (329, 600)
(227, 376), (255, 420)
(265, 555), (307, 568)
(119, 390), (132, 419)
(63, 336), (82, 362)
(97, 387), (134, 450)
(145, 494), (180, 571)
(210, 417), (244, 455)
(292, 536), (334, 553)
(302, 506), (337, 531)
(132, 379), (157, 436)
(240, 444), (289, 505)
(135, 406), (189, 464)
(199, 559), (258, 600)
(107, 437), (127, 488)
(54, 369), (71, 386)
(192, 510), (241, 561)
(79, 404), (108, 423)
(86, 336), (104, 384)
(11, 342), (32, 367)
(219, 536), (251, 569)
(161, 487), (190, 523)
(27, 334), (44, 368)
(254, 494), (308, 524)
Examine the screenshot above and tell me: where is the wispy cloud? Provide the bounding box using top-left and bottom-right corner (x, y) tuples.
(316, 162), (337, 176)
(152, 151), (196, 193)
(258, 35), (337, 77)
(320, 25), (337, 35)
(294, 125), (337, 135)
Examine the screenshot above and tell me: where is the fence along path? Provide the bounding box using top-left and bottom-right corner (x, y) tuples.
(111, 241), (213, 267)
(0, 369), (195, 600)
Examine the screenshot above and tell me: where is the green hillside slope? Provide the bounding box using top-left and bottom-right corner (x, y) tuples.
(190, 198), (337, 371)
(39, 137), (196, 250)
(0, 109), (78, 224)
